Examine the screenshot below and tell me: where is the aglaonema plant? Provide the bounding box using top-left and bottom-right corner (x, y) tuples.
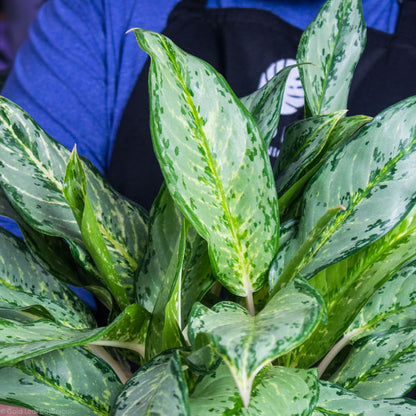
(1, 0), (416, 414)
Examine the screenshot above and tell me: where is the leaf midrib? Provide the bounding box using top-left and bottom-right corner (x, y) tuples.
(158, 34), (252, 295)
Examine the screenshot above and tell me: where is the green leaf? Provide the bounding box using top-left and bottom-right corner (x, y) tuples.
(0, 98), (148, 302)
(182, 343), (221, 375)
(347, 259), (416, 339)
(188, 277), (324, 407)
(283, 204), (416, 368)
(133, 28), (279, 297)
(0, 226), (95, 329)
(297, 96), (416, 278)
(190, 363), (318, 415)
(0, 304), (148, 365)
(313, 380), (416, 415)
(269, 206), (345, 295)
(276, 111), (345, 196)
(0, 347), (122, 416)
(112, 349), (189, 416)
(297, 0), (366, 115)
(64, 147), (130, 310)
(145, 212), (188, 360)
(241, 65), (295, 146)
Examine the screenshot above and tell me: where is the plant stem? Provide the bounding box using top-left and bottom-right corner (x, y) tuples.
(317, 328), (361, 378)
(246, 290), (255, 316)
(90, 340), (145, 357)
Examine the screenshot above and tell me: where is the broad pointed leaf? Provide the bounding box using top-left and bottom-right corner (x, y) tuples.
(313, 380), (416, 415)
(133, 28), (279, 297)
(188, 277), (324, 407)
(0, 226), (95, 329)
(330, 326), (416, 399)
(0, 98), (148, 302)
(112, 350), (189, 416)
(0, 304), (148, 365)
(241, 65), (295, 146)
(283, 204), (416, 368)
(0, 347), (122, 416)
(297, 97), (416, 278)
(190, 363), (318, 415)
(297, 0), (366, 115)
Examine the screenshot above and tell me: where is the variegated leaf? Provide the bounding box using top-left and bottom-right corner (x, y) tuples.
(276, 111), (345, 196)
(283, 205), (416, 368)
(112, 350), (189, 416)
(347, 259), (416, 339)
(64, 148), (130, 309)
(277, 115), (371, 218)
(297, 0), (366, 115)
(0, 226), (95, 329)
(331, 310), (416, 398)
(182, 344), (221, 375)
(133, 28), (279, 298)
(0, 347), (122, 416)
(313, 380), (416, 415)
(0, 97), (148, 302)
(190, 363), (318, 415)
(296, 97), (416, 278)
(241, 65), (295, 146)
(0, 304), (148, 365)
(269, 206), (344, 295)
(188, 277), (324, 407)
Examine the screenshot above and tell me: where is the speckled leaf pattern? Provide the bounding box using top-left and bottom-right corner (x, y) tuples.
(331, 318), (416, 398)
(0, 303), (148, 365)
(0, 226), (95, 329)
(276, 111), (345, 196)
(241, 65), (295, 146)
(347, 259), (416, 339)
(188, 277), (324, 406)
(313, 380), (416, 415)
(133, 28), (279, 297)
(297, 97), (416, 278)
(190, 363), (318, 415)
(283, 204), (416, 368)
(297, 0), (366, 115)
(112, 350), (189, 416)
(64, 148), (130, 309)
(0, 98), (148, 302)
(0, 347), (122, 416)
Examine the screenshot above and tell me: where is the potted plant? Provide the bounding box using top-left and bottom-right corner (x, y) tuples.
(1, 0), (416, 414)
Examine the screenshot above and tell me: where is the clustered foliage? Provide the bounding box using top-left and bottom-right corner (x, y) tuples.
(1, 0), (416, 415)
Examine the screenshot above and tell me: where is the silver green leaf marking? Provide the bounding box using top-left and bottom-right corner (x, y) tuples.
(132, 28), (279, 298)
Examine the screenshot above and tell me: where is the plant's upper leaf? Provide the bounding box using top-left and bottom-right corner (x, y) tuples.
(296, 97), (416, 278)
(0, 304), (148, 365)
(283, 204), (416, 368)
(276, 111), (345, 196)
(133, 28), (279, 297)
(111, 349), (189, 416)
(0, 226), (95, 329)
(190, 363), (318, 415)
(0, 98), (148, 301)
(297, 0), (366, 115)
(0, 347), (122, 416)
(313, 380), (416, 415)
(188, 277), (324, 407)
(241, 65), (295, 146)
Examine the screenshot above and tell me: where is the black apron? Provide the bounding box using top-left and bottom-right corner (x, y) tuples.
(108, 0), (416, 210)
